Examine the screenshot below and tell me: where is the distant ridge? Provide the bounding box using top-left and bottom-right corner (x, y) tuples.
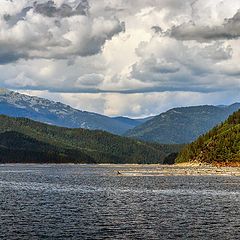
(0, 115), (183, 164)
(125, 103), (240, 144)
(112, 116), (153, 128)
(0, 89), (135, 135)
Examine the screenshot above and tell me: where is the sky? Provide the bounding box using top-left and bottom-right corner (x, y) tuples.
(0, 0), (240, 117)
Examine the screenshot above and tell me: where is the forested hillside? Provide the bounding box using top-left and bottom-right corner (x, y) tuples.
(177, 110), (240, 165)
(0, 115), (183, 164)
(126, 104), (240, 144)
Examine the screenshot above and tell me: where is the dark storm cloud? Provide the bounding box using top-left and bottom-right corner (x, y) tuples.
(168, 9), (240, 41)
(0, 52), (27, 65)
(34, 0), (89, 18)
(4, 0), (90, 26)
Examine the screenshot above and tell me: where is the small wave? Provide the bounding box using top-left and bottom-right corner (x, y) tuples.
(0, 181), (239, 197)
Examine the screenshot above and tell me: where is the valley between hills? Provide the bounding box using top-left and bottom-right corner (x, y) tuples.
(0, 88), (239, 166)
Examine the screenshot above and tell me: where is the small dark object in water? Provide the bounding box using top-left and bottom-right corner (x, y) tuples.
(117, 171), (121, 175)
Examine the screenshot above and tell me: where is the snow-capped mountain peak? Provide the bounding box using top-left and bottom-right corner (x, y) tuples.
(0, 89), (134, 134)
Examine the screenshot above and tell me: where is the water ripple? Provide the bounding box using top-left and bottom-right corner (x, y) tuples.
(0, 164), (239, 240)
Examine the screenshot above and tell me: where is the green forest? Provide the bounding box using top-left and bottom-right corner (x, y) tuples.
(0, 115), (183, 164)
(177, 110), (240, 165)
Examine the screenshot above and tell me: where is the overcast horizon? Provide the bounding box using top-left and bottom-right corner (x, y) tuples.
(0, 0), (240, 117)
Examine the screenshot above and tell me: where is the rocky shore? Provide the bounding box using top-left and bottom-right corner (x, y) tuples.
(116, 163), (240, 176)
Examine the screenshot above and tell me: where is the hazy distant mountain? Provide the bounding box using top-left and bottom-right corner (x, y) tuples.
(0, 88), (134, 135)
(125, 104), (240, 144)
(113, 116), (154, 128)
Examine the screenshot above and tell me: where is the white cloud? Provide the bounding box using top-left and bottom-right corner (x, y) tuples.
(19, 90), (240, 117)
(0, 0), (124, 63)
(1, 0), (240, 117)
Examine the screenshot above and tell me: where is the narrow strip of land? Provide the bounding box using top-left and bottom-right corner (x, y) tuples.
(116, 164), (240, 176)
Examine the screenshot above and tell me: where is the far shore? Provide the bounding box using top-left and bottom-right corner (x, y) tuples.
(0, 162), (240, 176)
(110, 162), (240, 176)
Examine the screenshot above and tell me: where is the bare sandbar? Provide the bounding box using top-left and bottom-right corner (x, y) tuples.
(116, 163), (240, 176)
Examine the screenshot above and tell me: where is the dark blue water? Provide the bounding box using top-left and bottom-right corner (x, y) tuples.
(0, 164), (239, 239)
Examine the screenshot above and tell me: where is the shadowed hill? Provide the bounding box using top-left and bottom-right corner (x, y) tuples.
(0, 115), (183, 164)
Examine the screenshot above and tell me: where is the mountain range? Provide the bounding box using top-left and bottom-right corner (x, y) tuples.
(112, 116), (154, 128)
(0, 88), (148, 135)
(177, 109), (240, 165)
(125, 104), (240, 144)
(0, 115), (182, 164)
(1, 88), (239, 146)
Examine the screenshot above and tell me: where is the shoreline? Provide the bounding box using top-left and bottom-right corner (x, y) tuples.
(0, 163), (239, 176)
(176, 161), (240, 167)
(114, 163), (240, 176)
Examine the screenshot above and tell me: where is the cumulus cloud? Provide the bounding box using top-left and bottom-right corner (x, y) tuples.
(132, 57), (180, 76)
(0, 0), (124, 64)
(169, 10), (240, 41)
(129, 36), (236, 93)
(33, 0), (90, 17)
(75, 73), (104, 87)
(0, 56), (107, 92)
(1, 0), (240, 117)
(19, 90), (240, 117)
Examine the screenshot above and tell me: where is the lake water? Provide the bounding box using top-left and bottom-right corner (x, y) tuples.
(0, 164), (239, 239)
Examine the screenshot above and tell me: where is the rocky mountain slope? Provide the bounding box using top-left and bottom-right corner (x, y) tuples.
(0, 89), (134, 135)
